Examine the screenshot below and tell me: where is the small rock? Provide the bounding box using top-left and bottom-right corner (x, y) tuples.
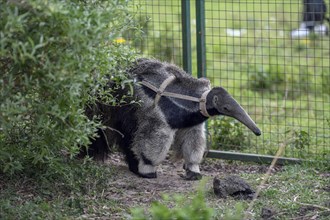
(213, 175), (255, 200)
(261, 207), (276, 219)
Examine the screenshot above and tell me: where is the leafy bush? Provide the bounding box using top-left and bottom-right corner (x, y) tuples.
(0, 0), (138, 176)
(208, 117), (248, 151)
(285, 129), (310, 158)
(289, 130), (310, 150)
(249, 64), (285, 92)
(248, 61), (316, 99)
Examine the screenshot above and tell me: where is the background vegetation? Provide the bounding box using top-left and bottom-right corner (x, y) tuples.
(131, 0), (330, 160)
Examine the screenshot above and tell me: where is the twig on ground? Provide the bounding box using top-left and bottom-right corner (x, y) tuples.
(244, 141), (287, 219)
(295, 201), (330, 211)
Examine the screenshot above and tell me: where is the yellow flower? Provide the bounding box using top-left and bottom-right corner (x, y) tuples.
(114, 37), (126, 44)
(300, 39), (310, 45)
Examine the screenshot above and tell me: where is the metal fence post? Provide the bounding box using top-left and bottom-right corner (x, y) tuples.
(196, 0), (206, 78)
(181, 0), (192, 74)
(195, 0), (209, 145)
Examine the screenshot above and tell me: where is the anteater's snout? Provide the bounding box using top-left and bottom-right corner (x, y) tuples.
(254, 128), (261, 136)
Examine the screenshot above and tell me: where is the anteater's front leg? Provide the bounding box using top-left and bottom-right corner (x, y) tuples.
(131, 116), (175, 178)
(173, 123), (206, 180)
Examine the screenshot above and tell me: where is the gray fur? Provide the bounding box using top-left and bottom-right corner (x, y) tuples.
(83, 58), (261, 180)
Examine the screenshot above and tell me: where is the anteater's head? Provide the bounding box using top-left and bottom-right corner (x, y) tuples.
(207, 87), (261, 136)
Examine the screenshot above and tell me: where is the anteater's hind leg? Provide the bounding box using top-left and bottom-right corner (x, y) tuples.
(117, 133), (140, 175)
(78, 128), (110, 161)
(173, 123), (206, 180)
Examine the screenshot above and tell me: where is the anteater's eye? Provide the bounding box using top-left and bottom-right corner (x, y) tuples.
(224, 105), (230, 112)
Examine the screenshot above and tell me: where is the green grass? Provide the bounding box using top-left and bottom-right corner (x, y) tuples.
(130, 162), (330, 220)
(234, 164), (329, 219)
(130, 0), (330, 160)
(0, 161), (123, 219)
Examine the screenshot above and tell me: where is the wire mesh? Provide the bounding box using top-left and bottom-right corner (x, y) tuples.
(129, 0), (183, 66)
(130, 0), (329, 160)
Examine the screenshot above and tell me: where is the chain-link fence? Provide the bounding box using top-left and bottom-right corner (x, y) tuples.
(129, 0), (330, 161)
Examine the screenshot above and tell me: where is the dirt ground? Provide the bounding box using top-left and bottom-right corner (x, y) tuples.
(104, 152), (279, 219)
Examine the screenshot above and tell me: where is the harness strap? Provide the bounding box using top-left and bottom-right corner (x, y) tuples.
(140, 76), (211, 117)
(161, 91), (200, 102)
(154, 75), (176, 105)
(199, 90), (211, 117)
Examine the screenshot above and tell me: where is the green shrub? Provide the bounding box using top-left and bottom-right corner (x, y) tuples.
(0, 0), (138, 176)
(249, 64), (285, 92)
(130, 189), (214, 220)
(208, 117), (248, 151)
(289, 130), (310, 150)
(285, 129), (310, 158)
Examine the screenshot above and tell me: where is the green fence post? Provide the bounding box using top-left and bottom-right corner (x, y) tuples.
(195, 0), (209, 144)
(181, 0), (192, 74)
(196, 0), (206, 78)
